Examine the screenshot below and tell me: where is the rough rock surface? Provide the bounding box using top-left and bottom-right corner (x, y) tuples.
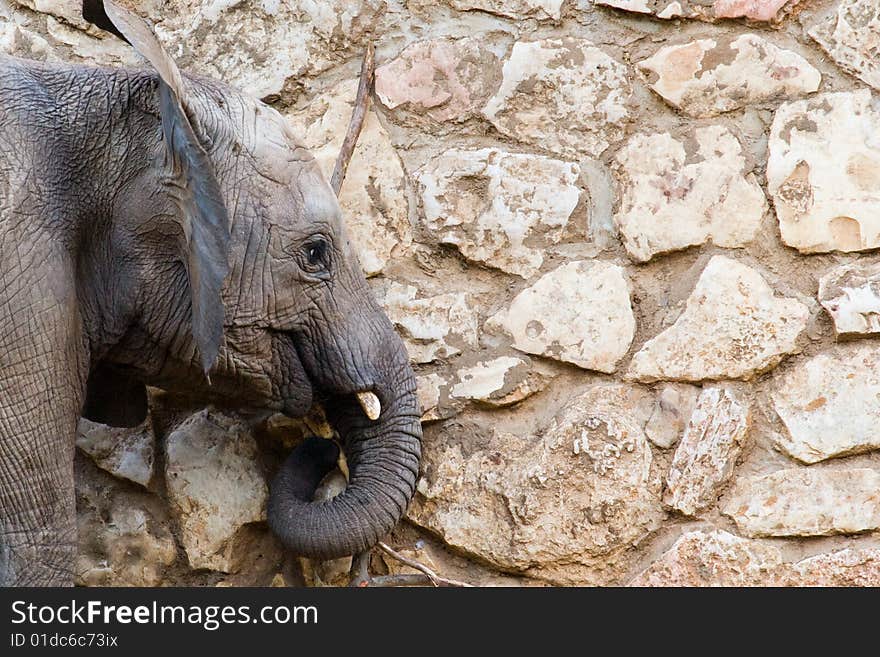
(632, 529), (880, 586)
(772, 344), (880, 463)
(75, 464), (177, 587)
(768, 90), (880, 253)
(810, 0), (880, 92)
(155, 1), (385, 99)
(629, 256), (809, 381)
(593, 0), (799, 23)
(288, 78), (411, 277)
(416, 373), (451, 423)
(76, 418), (154, 487)
(486, 261), (635, 373)
(644, 384), (700, 449)
(416, 148), (581, 277)
(451, 356), (548, 407)
(664, 387), (751, 516)
(614, 126), (766, 262)
(630, 530), (784, 586)
(792, 548), (880, 586)
(819, 262), (880, 336)
(447, 0), (564, 20)
(723, 469), (880, 537)
(381, 283), (479, 363)
(410, 384), (664, 584)
(375, 37), (501, 123)
(164, 410), (268, 572)
(482, 38), (631, 158)
(637, 34), (820, 118)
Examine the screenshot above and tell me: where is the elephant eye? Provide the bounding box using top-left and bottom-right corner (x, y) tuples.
(302, 237), (330, 273)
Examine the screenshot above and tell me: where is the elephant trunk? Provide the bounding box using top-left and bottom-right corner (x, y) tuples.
(267, 384), (422, 560)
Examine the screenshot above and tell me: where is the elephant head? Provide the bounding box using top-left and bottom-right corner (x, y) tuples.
(77, 1), (422, 561)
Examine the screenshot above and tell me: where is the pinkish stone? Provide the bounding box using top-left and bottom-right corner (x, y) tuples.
(714, 0), (793, 21)
(593, 0), (798, 23)
(375, 37), (501, 123)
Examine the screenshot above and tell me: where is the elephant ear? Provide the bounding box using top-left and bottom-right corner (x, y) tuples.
(84, 1), (230, 376)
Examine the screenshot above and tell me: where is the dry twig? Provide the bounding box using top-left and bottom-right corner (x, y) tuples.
(330, 44), (375, 196)
(374, 542), (473, 588)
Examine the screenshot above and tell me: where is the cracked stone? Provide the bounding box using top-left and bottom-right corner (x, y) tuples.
(628, 256), (809, 382)
(637, 34), (820, 118)
(768, 90), (880, 253)
(633, 528), (880, 586)
(614, 126), (766, 262)
(810, 0), (880, 93)
(663, 387), (751, 516)
(416, 148), (582, 278)
(486, 261), (635, 373)
(410, 383), (663, 585)
(723, 468), (880, 537)
(482, 37), (631, 158)
(772, 343), (880, 464)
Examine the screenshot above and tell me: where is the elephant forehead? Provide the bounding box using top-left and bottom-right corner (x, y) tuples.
(235, 96), (315, 183)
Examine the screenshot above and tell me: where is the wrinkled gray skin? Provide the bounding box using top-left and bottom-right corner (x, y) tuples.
(0, 4), (421, 586)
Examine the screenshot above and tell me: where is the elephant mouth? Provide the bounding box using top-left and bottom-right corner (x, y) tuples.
(267, 332), (422, 561)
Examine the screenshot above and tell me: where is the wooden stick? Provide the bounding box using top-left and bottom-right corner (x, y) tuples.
(330, 44), (375, 196)
(375, 542), (473, 588)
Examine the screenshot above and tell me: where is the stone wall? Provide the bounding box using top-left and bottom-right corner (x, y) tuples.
(3, 0), (880, 586)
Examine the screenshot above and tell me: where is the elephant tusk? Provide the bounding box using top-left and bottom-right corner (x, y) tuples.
(356, 391), (381, 421)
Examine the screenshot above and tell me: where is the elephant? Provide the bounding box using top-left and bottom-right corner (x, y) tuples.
(0, 0), (421, 586)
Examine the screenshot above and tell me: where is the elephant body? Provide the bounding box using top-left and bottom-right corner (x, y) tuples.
(0, 2), (421, 586)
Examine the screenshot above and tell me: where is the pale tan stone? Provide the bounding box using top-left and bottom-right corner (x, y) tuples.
(819, 262), (880, 336)
(645, 384), (700, 449)
(664, 387), (751, 516)
(486, 261), (635, 373)
(772, 344), (880, 463)
(633, 528), (880, 586)
(165, 410), (268, 572)
(810, 0), (880, 92)
(451, 356), (549, 408)
(792, 548), (880, 586)
(593, 0), (798, 23)
(76, 418), (154, 488)
(723, 468), (880, 537)
(630, 530), (783, 586)
(382, 283), (479, 364)
(154, 1), (383, 99)
(629, 256), (808, 382)
(482, 38), (631, 158)
(447, 0), (564, 20)
(638, 34), (819, 118)
(614, 126), (766, 262)
(768, 90), (880, 253)
(416, 148), (581, 278)
(410, 384), (663, 585)
(375, 37), (501, 123)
